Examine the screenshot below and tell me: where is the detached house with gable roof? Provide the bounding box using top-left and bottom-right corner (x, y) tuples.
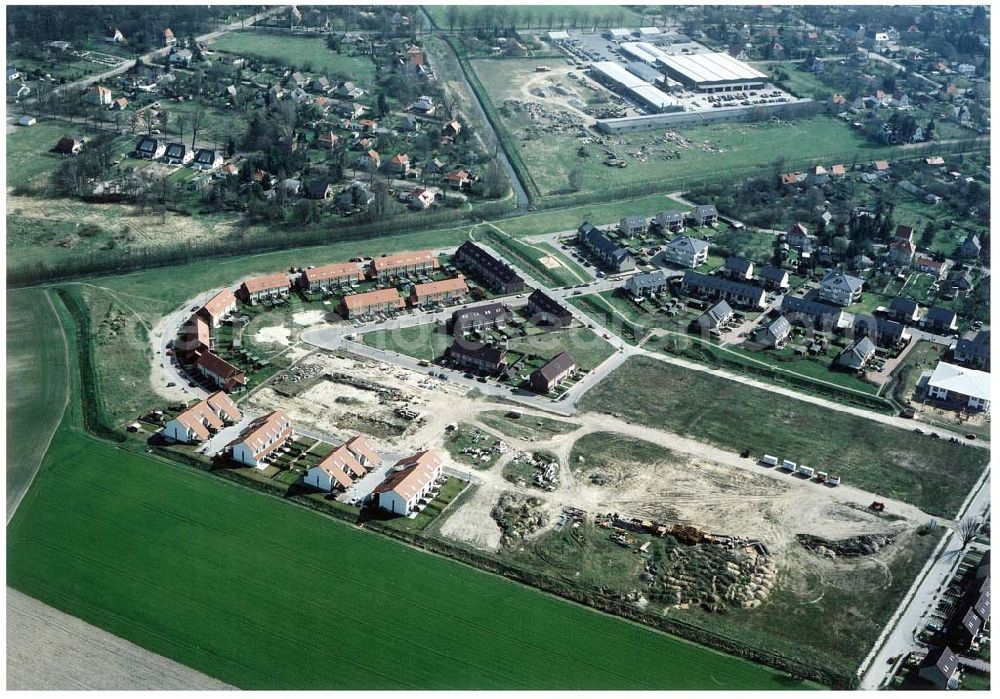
(664, 236), (710, 268)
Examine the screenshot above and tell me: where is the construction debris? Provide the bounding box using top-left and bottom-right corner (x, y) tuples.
(797, 533), (896, 558)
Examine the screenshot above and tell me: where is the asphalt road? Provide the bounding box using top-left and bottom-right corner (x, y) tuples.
(857, 472), (991, 689)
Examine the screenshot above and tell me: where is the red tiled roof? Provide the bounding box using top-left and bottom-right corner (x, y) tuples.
(204, 391), (241, 422)
(411, 276), (468, 302)
(342, 287), (403, 311)
(374, 449), (443, 501)
(201, 289), (236, 320)
(304, 262), (363, 284)
(195, 352), (245, 382)
(371, 250), (438, 273)
(345, 435), (379, 466)
(241, 273), (289, 294)
(234, 410), (292, 458)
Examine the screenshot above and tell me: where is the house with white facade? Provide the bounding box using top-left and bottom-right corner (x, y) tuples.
(664, 236), (710, 268)
(238, 273), (290, 304)
(819, 271), (864, 306)
(197, 289), (237, 328)
(230, 410), (294, 467)
(373, 450), (444, 516)
(304, 443), (367, 492)
(923, 362), (991, 412)
(161, 391), (241, 444)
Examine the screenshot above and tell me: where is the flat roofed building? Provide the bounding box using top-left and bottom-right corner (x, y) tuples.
(453, 241), (525, 294)
(369, 250), (439, 280)
(239, 273), (290, 305)
(925, 361), (991, 412)
(341, 288), (404, 318)
(230, 410), (294, 468)
(530, 351), (577, 394)
(301, 262), (364, 291)
(410, 276), (468, 306)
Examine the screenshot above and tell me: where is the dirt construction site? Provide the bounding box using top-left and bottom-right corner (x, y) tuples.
(243, 342), (934, 618)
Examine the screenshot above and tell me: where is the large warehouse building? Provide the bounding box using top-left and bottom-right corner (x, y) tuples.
(652, 51), (768, 92)
(590, 61), (679, 113)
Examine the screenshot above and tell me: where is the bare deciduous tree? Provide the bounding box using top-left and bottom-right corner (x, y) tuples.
(959, 516), (984, 547)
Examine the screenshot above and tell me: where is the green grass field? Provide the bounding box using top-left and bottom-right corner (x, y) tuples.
(209, 31), (376, 83)
(7, 426), (796, 690)
(507, 326), (615, 372)
(6, 119), (94, 191)
(361, 322), (453, 361)
(470, 53), (907, 199)
(580, 356), (987, 517)
(6, 289), (69, 516)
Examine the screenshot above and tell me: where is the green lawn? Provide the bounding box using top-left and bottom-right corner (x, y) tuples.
(507, 326), (615, 372)
(755, 61), (832, 100)
(580, 356), (988, 517)
(209, 31), (376, 84)
(473, 224), (588, 287)
(361, 322), (452, 362)
(6, 119), (94, 191)
(6, 289), (69, 516)
(478, 410), (580, 441)
(8, 425), (797, 690)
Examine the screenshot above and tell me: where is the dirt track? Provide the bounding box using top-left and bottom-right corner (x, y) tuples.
(7, 589), (233, 690)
